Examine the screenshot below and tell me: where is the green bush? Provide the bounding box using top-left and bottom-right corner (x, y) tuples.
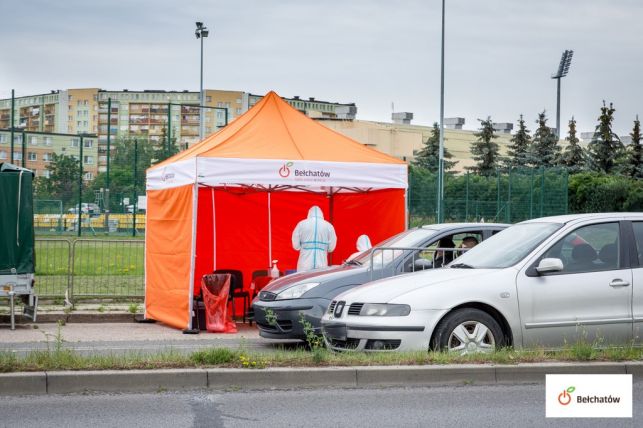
(568, 172), (643, 213)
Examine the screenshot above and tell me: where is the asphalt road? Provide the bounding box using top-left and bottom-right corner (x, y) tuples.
(1, 383), (640, 428)
(0, 322), (304, 356)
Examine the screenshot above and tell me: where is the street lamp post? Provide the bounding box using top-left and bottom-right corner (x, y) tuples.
(195, 22), (209, 140)
(437, 0), (446, 223)
(552, 50), (574, 139)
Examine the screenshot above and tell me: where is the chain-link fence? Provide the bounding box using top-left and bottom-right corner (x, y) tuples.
(0, 129), (147, 237)
(409, 167), (569, 226)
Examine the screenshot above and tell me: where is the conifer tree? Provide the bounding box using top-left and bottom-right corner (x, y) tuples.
(504, 114), (531, 169)
(412, 122), (457, 173)
(624, 115), (643, 178)
(587, 101), (624, 174)
(558, 117), (586, 172)
(530, 111), (560, 168)
(468, 117), (499, 176)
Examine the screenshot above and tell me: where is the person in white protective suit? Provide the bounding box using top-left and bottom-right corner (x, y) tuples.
(347, 234), (372, 261)
(292, 206), (337, 272)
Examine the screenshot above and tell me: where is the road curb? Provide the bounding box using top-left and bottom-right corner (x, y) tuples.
(1, 362), (641, 396)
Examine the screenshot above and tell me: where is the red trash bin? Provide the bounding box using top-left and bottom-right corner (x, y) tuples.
(201, 274), (237, 333)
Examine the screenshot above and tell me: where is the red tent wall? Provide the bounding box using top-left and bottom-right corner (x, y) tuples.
(191, 187), (405, 314)
(331, 189), (406, 261)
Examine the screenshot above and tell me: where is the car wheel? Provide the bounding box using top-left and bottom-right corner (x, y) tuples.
(432, 308), (504, 354)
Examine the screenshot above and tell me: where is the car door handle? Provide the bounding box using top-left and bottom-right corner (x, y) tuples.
(609, 279), (630, 287)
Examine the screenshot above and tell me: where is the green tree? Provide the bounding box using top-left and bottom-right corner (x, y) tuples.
(624, 116), (643, 179)
(36, 153), (82, 207)
(530, 111), (560, 168)
(468, 117), (499, 176)
(558, 117), (586, 172)
(412, 122), (457, 173)
(89, 136), (156, 211)
(587, 101), (624, 174)
(503, 114), (531, 169)
(154, 122), (180, 163)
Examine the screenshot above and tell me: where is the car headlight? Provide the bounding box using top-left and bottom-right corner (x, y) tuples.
(275, 282), (320, 300)
(360, 303), (411, 316)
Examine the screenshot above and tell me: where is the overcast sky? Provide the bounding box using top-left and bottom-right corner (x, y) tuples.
(1, 0), (641, 135)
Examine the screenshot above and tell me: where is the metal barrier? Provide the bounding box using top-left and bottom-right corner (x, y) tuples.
(34, 239), (72, 298)
(369, 246), (467, 281)
(34, 238), (145, 300)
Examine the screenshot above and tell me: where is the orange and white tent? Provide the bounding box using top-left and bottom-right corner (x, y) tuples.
(145, 91), (408, 330)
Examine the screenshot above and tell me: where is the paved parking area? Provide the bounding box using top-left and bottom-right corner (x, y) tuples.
(0, 322), (303, 356)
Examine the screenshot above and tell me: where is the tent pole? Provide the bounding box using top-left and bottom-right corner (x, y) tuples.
(186, 175), (199, 332)
(211, 188), (216, 270)
(267, 189), (272, 268)
(329, 187), (334, 265)
(404, 187), (409, 230)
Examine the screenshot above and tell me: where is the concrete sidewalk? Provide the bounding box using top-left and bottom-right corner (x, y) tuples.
(1, 362), (641, 396)
(0, 321), (300, 356)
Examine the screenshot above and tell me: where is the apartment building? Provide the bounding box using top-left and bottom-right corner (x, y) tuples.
(1, 88), (357, 173)
(0, 130), (99, 180)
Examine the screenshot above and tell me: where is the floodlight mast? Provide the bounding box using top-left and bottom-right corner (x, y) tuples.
(195, 22), (209, 140)
(552, 50), (574, 139)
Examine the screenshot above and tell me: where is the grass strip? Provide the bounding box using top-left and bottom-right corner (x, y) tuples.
(1, 343), (642, 373)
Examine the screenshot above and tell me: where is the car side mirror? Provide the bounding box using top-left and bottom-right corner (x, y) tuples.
(536, 258), (563, 274)
(413, 258), (433, 271)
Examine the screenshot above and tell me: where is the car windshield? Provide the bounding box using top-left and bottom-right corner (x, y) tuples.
(350, 228), (437, 265)
(450, 222), (561, 269)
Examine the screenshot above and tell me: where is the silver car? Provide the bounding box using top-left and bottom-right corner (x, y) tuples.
(322, 213), (643, 352)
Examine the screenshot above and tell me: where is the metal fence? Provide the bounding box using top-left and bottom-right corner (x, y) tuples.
(409, 167), (569, 226)
(35, 238), (144, 300)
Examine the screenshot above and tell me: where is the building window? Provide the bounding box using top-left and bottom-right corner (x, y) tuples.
(83, 155), (93, 164)
(30, 136), (38, 145)
(44, 137), (52, 146)
(217, 102), (223, 107)
(0, 135), (6, 144)
(236, 99), (241, 104)
(28, 152), (37, 161)
(77, 121), (82, 127)
(43, 153), (52, 162)
(71, 138), (80, 147)
(83, 172), (93, 180)
(84, 139), (93, 148)
(236, 108), (242, 115)
(42, 169), (51, 178)
(13, 152), (22, 161)
(0, 151), (6, 159)
(206, 96), (212, 102)
(14, 135), (22, 144)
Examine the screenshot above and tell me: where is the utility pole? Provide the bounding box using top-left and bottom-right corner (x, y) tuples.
(10, 89), (14, 164)
(437, 0), (446, 222)
(195, 22), (210, 140)
(105, 97), (112, 232)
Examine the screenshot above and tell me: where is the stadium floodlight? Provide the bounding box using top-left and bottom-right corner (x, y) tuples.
(552, 50), (574, 138)
(195, 22), (210, 139)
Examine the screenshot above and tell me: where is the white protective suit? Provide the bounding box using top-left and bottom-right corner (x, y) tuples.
(347, 235), (373, 261)
(292, 206), (337, 272)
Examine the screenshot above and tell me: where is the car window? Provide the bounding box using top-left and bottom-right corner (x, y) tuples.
(630, 222), (643, 266)
(353, 228), (436, 266)
(402, 231), (483, 272)
(453, 222), (561, 269)
(542, 222), (620, 273)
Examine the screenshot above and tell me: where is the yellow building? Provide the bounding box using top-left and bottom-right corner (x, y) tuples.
(318, 118), (514, 172)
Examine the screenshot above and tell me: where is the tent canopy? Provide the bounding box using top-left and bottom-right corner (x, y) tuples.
(147, 91), (406, 191)
(145, 91), (408, 330)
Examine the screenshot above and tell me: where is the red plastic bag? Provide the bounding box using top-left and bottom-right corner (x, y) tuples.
(201, 274), (237, 333)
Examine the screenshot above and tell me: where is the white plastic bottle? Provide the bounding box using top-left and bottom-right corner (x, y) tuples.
(270, 260), (280, 279)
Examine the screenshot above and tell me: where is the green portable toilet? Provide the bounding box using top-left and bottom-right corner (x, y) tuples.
(0, 162), (38, 328)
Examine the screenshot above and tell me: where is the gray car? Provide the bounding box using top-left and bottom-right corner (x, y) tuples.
(251, 223), (508, 340)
